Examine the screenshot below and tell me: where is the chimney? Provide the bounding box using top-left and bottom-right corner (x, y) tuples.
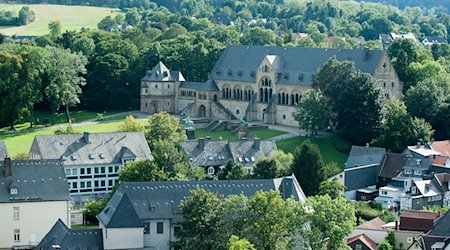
(83, 132), (90, 144)
(198, 138), (205, 150)
(395, 220), (399, 230)
(4, 155), (11, 177)
(365, 143), (370, 148)
(363, 47), (369, 61)
(416, 141), (421, 148)
(253, 138), (260, 150)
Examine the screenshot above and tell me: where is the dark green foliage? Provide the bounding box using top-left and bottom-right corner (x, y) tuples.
(219, 160), (247, 180)
(291, 140), (325, 196)
(253, 158), (278, 179)
(313, 57), (382, 144)
(118, 159), (167, 182)
(83, 198), (108, 224)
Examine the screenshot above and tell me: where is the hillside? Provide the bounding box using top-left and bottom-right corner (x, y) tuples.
(0, 4), (119, 36)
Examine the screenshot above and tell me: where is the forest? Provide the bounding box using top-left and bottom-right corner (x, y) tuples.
(1, 0), (450, 148)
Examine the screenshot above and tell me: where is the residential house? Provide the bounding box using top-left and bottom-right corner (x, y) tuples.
(141, 45), (402, 127)
(394, 230), (423, 250)
(37, 219), (103, 250)
(422, 36), (447, 46)
(347, 217), (388, 245)
(29, 132), (153, 203)
(378, 153), (406, 188)
(346, 234), (378, 250)
(344, 145), (386, 200)
(421, 210), (450, 250)
(179, 138), (277, 175)
(0, 157), (70, 249)
(379, 32), (419, 47)
(375, 185), (403, 209)
(399, 177), (444, 210)
(97, 176), (306, 250)
(399, 210), (441, 233)
(0, 140), (7, 160)
(435, 173), (450, 207)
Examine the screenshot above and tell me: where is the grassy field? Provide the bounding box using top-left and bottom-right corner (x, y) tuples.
(0, 110), (124, 132)
(276, 135), (349, 168)
(1, 119), (148, 156)
(0, 4), (119, 36)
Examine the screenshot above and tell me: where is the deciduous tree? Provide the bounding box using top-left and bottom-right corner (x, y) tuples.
(294, 89), (328, 135)
(305, 195), (356, 249)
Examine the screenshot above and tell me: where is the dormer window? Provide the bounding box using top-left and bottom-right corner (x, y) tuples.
(284, 73), (289, 79)
(298, 73), (304, 81)
(10, 188), (18, 195)
(237, 70), (243, 76)
(227, 69), (233, 76)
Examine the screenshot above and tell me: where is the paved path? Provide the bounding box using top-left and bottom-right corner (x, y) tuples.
(247, 121), (334, 141)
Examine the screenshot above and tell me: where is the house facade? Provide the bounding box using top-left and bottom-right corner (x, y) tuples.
(0, 157), (70, 249)
(140, 45), (402, 127)
(97, 176), (306, 250)
(29, 132), (153, 203)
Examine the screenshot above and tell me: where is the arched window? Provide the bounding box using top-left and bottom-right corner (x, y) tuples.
(222, 89), (226, 98)
(260, 88), (263, 102)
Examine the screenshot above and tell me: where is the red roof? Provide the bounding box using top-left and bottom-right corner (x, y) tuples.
(357, 217), (386, 230)
(400, 211), (440, 232)
(347, 234), (378, 250)
(401, 210), (440, 220)
(431, 155), (448, 166)
(431, 140), (450, 157)
(435, 173), (450, 191)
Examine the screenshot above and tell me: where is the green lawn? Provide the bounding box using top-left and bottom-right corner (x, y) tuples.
(0, 119), (147, 156)
(195, 129), (238, 141)
(249, 128), (286, 140)
(0, 110), (124, 132)
(194, 128), (286, 141)
(0, 4), (119, 36)
(276, 135), (349, 168)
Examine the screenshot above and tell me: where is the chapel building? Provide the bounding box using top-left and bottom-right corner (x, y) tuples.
(140, 45), (402, 127)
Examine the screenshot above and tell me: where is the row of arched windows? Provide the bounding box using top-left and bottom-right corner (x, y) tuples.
(223, 86), (300, 105)
(278, 92), (301, 106)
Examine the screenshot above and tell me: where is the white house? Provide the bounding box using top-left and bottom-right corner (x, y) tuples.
(0, 157), (70, 249)
(29, 132), (153, 203)
(97, 176), (306, 250)
(375, 185), (403, 209)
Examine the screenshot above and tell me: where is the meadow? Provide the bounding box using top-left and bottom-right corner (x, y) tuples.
(0, 4), (119, 36)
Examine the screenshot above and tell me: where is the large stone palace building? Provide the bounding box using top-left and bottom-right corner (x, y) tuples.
(140, 45), (402, 127)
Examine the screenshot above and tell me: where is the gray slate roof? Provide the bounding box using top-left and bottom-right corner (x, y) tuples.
(229, 140), (278, 167)
(428, 209), (450, 237)
(423, 36), (447, 43)
(98, 176), (306, 227)
(345, 145), (386, 170)
(379, 153), (406, 179)
(0, 159), (69, 203)
(0, 140), (7, 160)
(141, 61), (185, 82)
(210, 45), (383, 85)
(179, 139), (277, 167)
(37, 219), (103, 249)
(30, 132), (153, 166)
(179, 80), (220, 91)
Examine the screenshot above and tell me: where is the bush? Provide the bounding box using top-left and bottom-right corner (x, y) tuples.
(54, 125), (78, 134)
